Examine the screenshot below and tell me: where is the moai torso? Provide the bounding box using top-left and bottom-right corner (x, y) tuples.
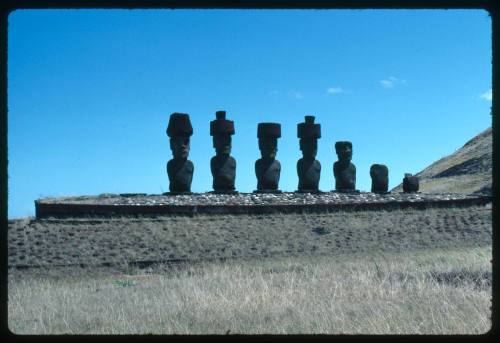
(370, 164), (389, 193)
(255, 158), (281, 191)
(211, 155), (236, 191)
(333, 161), (356, 191)
(297, 158), (321, 191)
(167, 159), (194, 193)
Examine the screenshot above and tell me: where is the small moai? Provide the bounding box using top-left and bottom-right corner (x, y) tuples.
(296, 115), (321, 192)
(402, 173), (419, 193)
(333, 141), (357, 192)
(255, 123), (282, 193)
(166, 113), (194, 194)
(210, 110), (237, 193)
(370, 164), (389, 194)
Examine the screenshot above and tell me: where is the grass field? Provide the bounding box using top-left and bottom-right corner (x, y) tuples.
(8, 245), (491, 334)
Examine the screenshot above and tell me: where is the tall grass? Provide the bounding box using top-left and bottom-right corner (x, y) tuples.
(8, 246), (491, 334)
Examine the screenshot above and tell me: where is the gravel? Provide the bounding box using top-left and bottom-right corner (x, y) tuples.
(36, 191), (485, 207)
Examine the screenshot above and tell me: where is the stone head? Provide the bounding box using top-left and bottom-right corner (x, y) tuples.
(370, 164), (388, 180)
(170, 136), (190, 159)
(335, 141), (353, 162)
(210, 111), (235, 155)
(257, 123), (281, 160)
(213, 134), (232, 155)
(299, 139), (318, 159)
(258, 138), (278, 159)
(166, 112), (193, 159)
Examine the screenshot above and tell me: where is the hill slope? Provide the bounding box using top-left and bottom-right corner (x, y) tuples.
(392, 127), (492, 195)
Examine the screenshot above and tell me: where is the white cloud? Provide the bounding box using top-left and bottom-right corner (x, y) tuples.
(289, 90), (303, 100)
(380, 76), (407, 89)
(480, 89), (492, 101)
(380, 79), (395, 88)
(326, 86), (343, 95)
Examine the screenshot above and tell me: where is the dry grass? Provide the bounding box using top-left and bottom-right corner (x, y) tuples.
(417, 127), (491, 179)
(8, 246), (491, 335)
(416, 173), (491, 194)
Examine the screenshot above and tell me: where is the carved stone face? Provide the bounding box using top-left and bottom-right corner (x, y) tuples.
(170, 137), (190, 159)
(259, 138), (278, 159)
(300, 139), (317, 159)
(213, 134), (232, 155)
(336, 143), (352, 162)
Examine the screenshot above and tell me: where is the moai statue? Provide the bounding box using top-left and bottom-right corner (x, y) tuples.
(255, 123), (282, 193)
(210, 110), (237, 193)
(333, 141), (357, 192)
(166, 113), (194, 194)
(403, 173), (419, 193)
(370, 164), (389, 194)
(296, 115), (321, 192)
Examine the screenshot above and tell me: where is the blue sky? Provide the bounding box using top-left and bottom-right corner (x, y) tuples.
(8, 9), (492, 218)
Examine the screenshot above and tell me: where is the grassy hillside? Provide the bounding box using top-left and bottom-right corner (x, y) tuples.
(392, 127), (492, 194)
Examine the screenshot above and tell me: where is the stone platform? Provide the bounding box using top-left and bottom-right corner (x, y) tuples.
(34, 192), (492, 218)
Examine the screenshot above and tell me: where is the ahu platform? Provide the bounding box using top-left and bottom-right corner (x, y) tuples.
(34, 192), (492, 218)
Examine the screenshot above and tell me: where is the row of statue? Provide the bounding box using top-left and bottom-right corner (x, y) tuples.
(166, 111), (420, 194)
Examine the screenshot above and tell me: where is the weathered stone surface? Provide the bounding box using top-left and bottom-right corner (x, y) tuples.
(255, 158), (281, 192)
(211, 155), (236, 193)
(333, 141), (357, 192)
(166, 112), (193, 137)
(297, 116), (321, 192)
(210, 110), (235, 136)
(256, 123), (281, 192)
(34, 192), (492, 218)
(370, 164), (389, 193)
(166, 159), (194, 193)
(210, 111), (236, 192)
(166, 113), (194, 193)
(13, 204), (492, 269)
(403, 173), (419, 193)
(297, 115), (321, 139)
(36, 191), (490, 206)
